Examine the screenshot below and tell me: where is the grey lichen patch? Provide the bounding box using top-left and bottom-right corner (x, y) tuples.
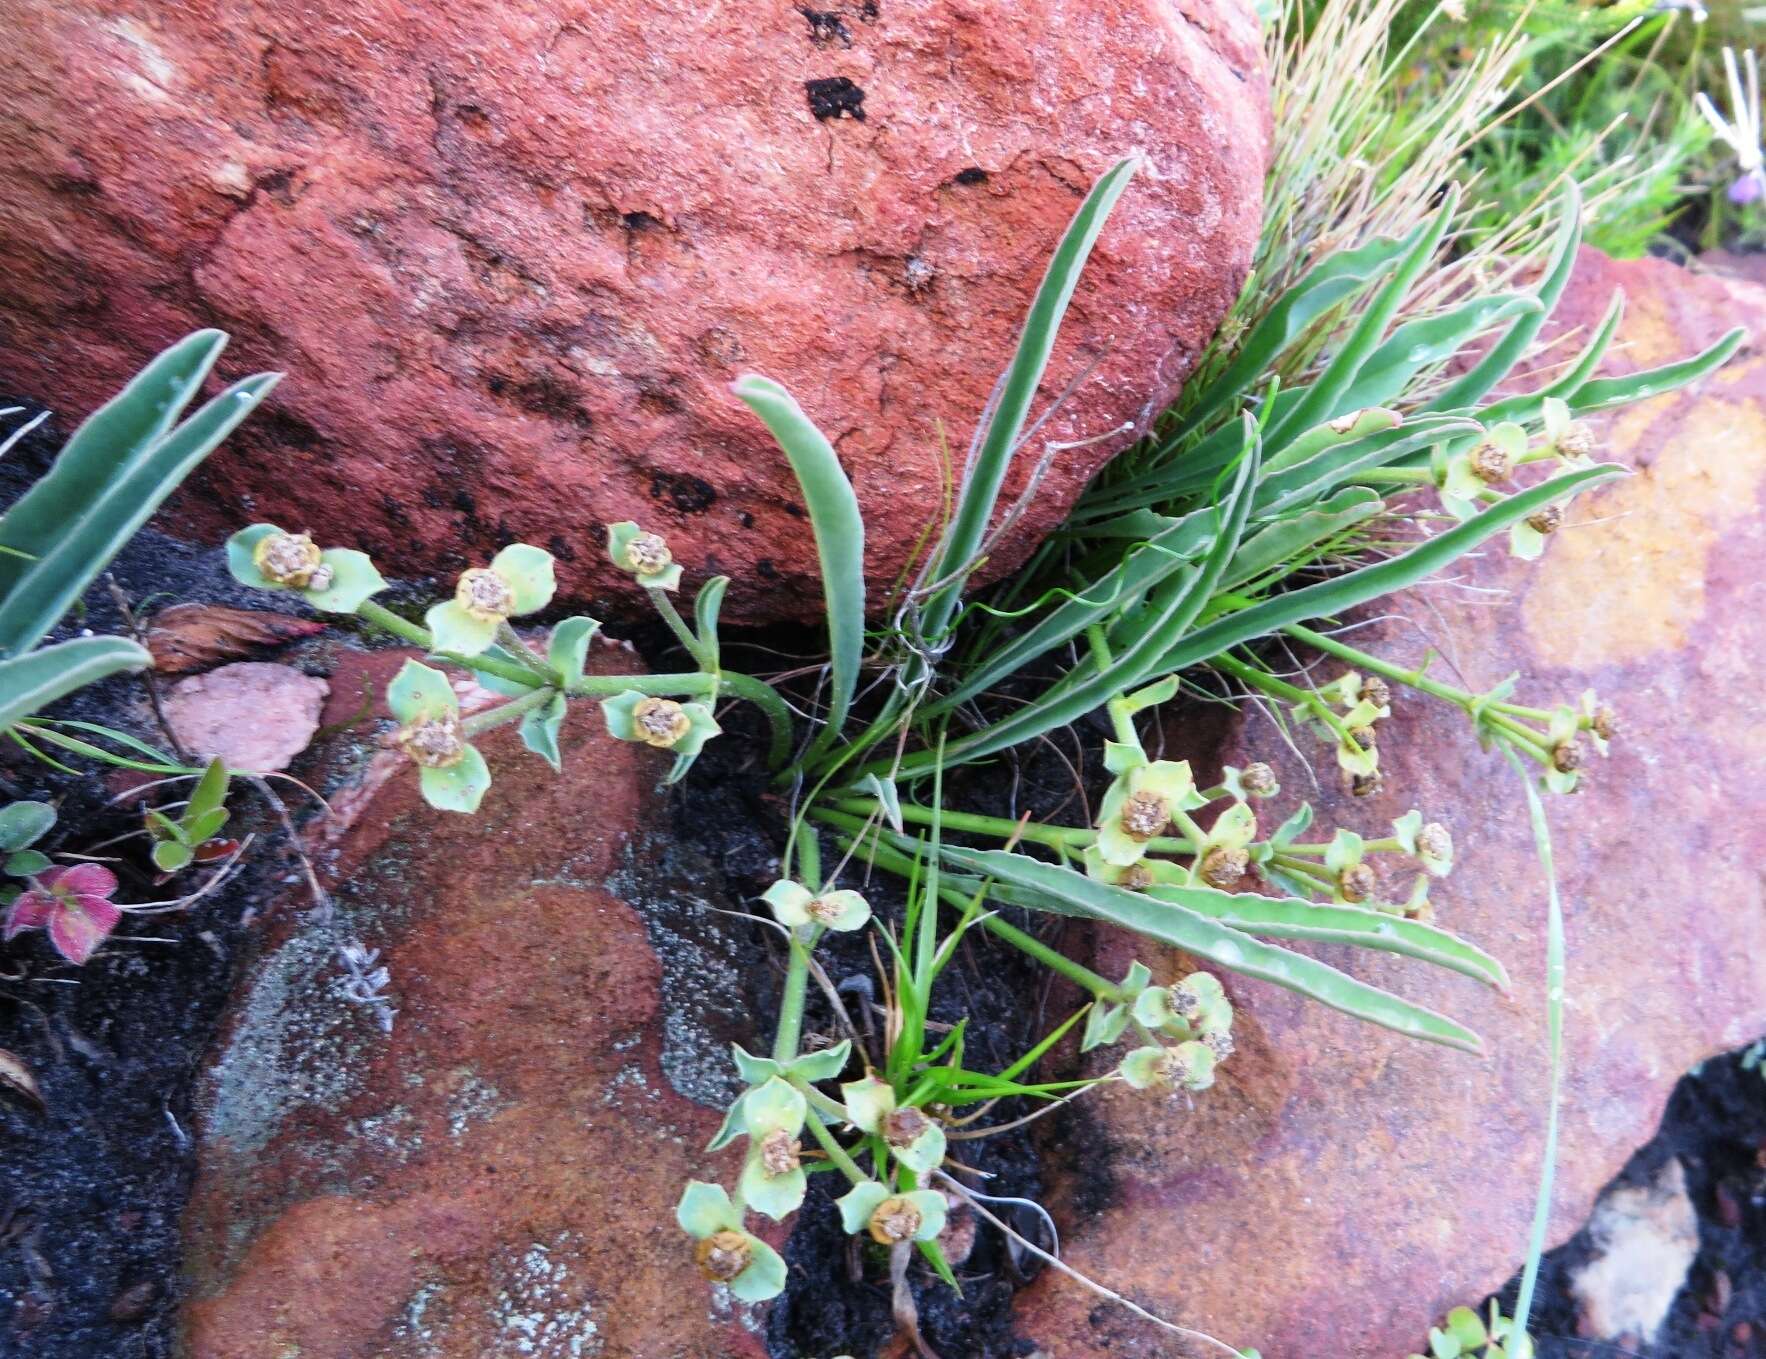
(602, 832), (768, 1111)
(489, 1237), (603, 1357)
(202, 907), (387, 1157)
(343, 1103), (422, 1163)
(446, 1070), (507, 1137)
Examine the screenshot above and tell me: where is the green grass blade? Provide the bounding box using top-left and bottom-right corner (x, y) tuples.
(1429, 183), (1583, 412)
(0, 636), (151, 733)
(0, 370), (281, 655)
(1145, 884), (1509, 989)
(919, 155), (1139, 638)
(941, 846), (1483, 1052)
(0, 330), (228, 606)
(733, 375), (865, 749)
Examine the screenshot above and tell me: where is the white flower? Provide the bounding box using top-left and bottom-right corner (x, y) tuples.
(1695, 48), (1765, 205)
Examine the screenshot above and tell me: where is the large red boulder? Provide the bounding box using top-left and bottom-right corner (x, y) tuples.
(0, 0), (1268, 621)
(1010, 250), (1766, 1356)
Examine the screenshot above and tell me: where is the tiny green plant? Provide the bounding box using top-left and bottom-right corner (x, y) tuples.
(143, 756), (233, 873)
(1409, 1301), (1532, 1359)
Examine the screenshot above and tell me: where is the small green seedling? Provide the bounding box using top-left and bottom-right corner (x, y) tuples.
(144, 758), (232, 873)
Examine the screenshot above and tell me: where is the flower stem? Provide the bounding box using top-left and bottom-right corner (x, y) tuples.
(648, 587), (713, 669)
(461, 686), (556, 736)
(356, 599), (550, 691)
(773, 931), (815, 1062)
(800, 1105), (868, 1185)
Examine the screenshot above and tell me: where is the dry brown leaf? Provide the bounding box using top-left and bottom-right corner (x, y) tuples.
(146, 603), (325, 674)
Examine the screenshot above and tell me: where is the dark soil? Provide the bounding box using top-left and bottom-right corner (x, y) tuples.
(1484, 1046), (1766, 1359)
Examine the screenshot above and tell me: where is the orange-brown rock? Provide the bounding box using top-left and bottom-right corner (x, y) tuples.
(0, 0), (1268, 623)
(180, 640), (772, 1357)
(1010, 251), (1766, 1355)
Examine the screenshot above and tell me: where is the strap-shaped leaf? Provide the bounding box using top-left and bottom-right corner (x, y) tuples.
(1144, 884), (1508, 989)
(1220, 487), (1383, 590)
(0, 345), (281, 655)
(1252, 416), (1481, 518)
(733, 375), (864, 751)
(1570, 326), (1745, 412)
(941, 846), (1482, 1052)
(0, 636), (151, 733)
(1338, 294), (1541, 416)
(0, 330), (228, 606)
(912, 419), (1260, 763)
(1263, 187), (1458, 448)
(919, 155), (1139, 638)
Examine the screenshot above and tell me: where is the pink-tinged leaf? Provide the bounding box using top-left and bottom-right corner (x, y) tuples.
(54, 862), (119, 898)
(47, 895), (122, 966)
(4, 891), (54, 938)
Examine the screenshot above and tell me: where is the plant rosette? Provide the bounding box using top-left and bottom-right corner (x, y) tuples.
(386, 660), (489, 813)
(601, 690), (720, 783)
(227, 523), (386, 612)
(735, 1076), (809, 1220)
(4, 863), (122, 965)
(1095, 759), (1206, 867)
(841, 1075), (946, 1174)
(425, 543), (557, 656)
(763, 879), (871, 934)
(835, 1182), (949, 1246)
(607, 521), (684, 591)
(675, 1181), (787, 1301)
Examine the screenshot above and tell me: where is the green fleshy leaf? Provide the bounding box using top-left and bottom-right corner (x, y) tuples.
(425, 600), (499, 656)
(835, 1181), (889, 1236)
(519, 694), (567, 771)
(490, 543), (557, 615)
(305, 548), (387, 613)
(225, 524), (284, 591)
(5, 849), (51, 877)
(1080, 1000), (1129, 1052)
(730, 1044), (784, 1087)
(0, 801), (55, 852)
(728, 1236), (788, 1302)
(152, 839), (193, 872)
(783, 1038), (851, 1084)
(547, 617), (599, 685)
(676, 1180), (741, 1237)
(386, 660), (458, 723)
(417, 746), (490, 814)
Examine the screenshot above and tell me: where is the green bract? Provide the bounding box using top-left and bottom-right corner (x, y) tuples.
(226, 523), (387, 613)
(834, 1182), (948, 1244)
(424, 543), (558, 656)
(1439, 422), (1528, 520)
(674, 1181), (787, 1302)
(735, 1076), (808, 1221)
(839, 1075), (945, 1175)
(385, 660), (489, 813)
(1094, 759), (1204, 867)
(1120, 1039), (1216, 1092)
(600, 690), (720, 783)
(607, 521), (684, 592)
(764, 880), (872, 933)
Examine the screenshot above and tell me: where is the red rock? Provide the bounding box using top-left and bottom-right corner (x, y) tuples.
(1010, 250), (1766, 1355)
(0, 0), (1267, 622)
(181, 638), (770, 1357)
(160, 661), (328, 772)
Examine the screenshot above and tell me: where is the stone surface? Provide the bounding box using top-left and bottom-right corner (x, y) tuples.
(1571, 1157), (1698, 1346)
(146, 602), (326, 674)
(1010, 249), (1766, 1355)
(180, 639), (774, 1357)
(0, 0), (1268, 624)
(161, 661), (328, 772)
